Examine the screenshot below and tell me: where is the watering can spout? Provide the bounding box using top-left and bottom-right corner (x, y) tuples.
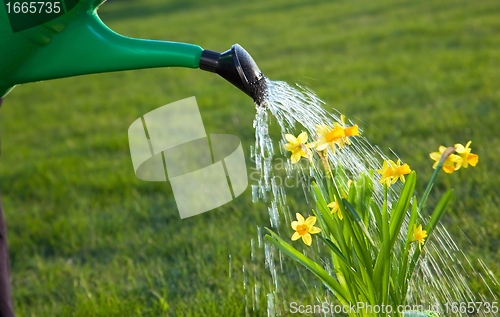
(0, 1), (267, 104)
(199, 44), (267, 106)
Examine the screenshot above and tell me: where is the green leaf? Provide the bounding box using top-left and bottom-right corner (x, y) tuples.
(373, 185), (391, 303)
(319, 237), (374, 303)
(425, 189), (453, 236)
(265, 229), (351, 303)
(340, 200), (374, 279)
(334, 165), (348, 193)
(371, 201), (383, 241)
(312, 182), (347, 254)
(343, 199), (375, 247)
(347, 179), (357, 208)
(405, 198), (419, 250)
(398, 197), (419, 299)
(351, 241), (361, 273)
(358, 257), (377, 306)
(355, 171), (374, 226)
(407, 189), (453, 282)
(317, 179), (351, 258)
(389, 171), (416, 249)
(355, 173), (366, 220)
(320, 236), (349, 266)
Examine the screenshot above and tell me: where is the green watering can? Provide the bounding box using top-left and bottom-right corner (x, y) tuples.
(0, 0), (267, 103)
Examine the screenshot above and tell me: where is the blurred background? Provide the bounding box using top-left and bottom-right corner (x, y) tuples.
(0, 0), (499, 315)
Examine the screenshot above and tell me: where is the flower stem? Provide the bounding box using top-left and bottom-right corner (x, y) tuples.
(418, 165), (439, 213)
(418, 146), (455, 213)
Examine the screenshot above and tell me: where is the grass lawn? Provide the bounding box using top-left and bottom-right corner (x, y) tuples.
(0, 0), (499, 315)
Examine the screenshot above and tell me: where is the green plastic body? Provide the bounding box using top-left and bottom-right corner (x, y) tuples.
(0, 0), (204, 98)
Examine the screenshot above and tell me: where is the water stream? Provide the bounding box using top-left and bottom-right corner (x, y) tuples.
(247, 79), (498, 316)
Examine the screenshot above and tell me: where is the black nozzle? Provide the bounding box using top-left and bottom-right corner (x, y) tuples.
(199, 44), (267, 106)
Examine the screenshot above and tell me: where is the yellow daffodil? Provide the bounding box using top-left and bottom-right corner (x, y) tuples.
(376, 159), (411, 186)
(327, 198), (343, 220)
(391, 159), (411, 184)
(315, 117), (360, 154)
(412, 224), (428, 251)
(291, 213), (321, 246)
(430, 146), (461, 174)
(375, 160), (396, 187)
(284, 132), (315, 164)
(339, 115), (359, 146)
(315, 124), (345, 154)
(454, 141), (478, 169)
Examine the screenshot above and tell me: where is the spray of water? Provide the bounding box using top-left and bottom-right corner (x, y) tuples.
(248, 79), (498, 316)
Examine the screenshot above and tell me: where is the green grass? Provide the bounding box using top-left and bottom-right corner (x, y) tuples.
(1, 0), (499, 315)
